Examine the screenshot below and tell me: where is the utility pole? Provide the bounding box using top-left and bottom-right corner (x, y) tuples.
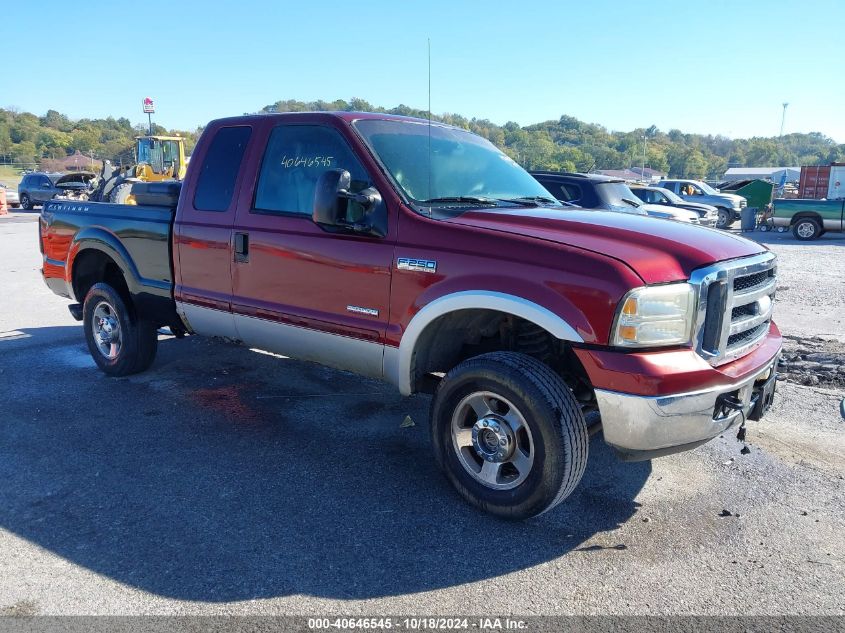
(642, 132), (647, 182)
(779, 102), (789, 137)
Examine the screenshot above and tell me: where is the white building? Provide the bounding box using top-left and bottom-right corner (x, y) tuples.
(722, 167), (800, 183)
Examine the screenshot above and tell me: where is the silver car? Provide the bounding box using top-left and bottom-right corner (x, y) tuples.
(0, 183), (20, 208)
(630, 185), (718, 227)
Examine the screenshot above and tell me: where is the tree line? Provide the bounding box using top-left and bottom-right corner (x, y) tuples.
(0, 108), (201, 168)
(2, 99), (843, 178)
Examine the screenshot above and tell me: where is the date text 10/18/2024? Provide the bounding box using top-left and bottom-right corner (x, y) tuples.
(307, 618), (529, 630)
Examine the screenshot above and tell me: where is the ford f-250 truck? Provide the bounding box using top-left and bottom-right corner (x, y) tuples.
(40, 112), (782, 519)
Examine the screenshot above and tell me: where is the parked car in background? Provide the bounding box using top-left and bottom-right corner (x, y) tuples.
(53, 172), (97, 198)
(0, 183), (20, 208)
(530, 172), (647, 215)
(18, 172), (96, 209)
(657, 179), (746, 229)
(531, 171), (699, 223)
(18, 172), (61, 209)
(772, 198), (845, 240)
(630, 185), (718, 227)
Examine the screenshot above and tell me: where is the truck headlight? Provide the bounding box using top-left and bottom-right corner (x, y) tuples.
(612, 283), (696, 347)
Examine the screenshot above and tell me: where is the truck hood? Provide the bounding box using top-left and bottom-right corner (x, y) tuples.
(444, 207), (765, 284)
(710, 193), (745, 207)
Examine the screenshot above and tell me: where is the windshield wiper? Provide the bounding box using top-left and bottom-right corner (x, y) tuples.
(419, 196), (499, 205)
(498, 195), (559, 207)
(621, 198), (641, 208)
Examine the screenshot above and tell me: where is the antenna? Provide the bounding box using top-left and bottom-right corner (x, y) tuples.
(427, 37), (432, 214)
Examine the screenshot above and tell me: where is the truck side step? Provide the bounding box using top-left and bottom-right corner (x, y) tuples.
(68, 304), (83, 321)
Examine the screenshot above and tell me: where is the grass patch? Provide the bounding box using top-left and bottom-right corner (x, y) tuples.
(0, 165), (24, 189)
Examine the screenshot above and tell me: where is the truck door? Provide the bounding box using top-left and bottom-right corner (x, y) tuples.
(174, 125), (254, 339)
(229, 121), (394, 380)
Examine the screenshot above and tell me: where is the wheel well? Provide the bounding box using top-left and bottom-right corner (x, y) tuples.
(72, 250), (131, 310)
(410, 309), (596, 412)
(791, 212), (822, 226)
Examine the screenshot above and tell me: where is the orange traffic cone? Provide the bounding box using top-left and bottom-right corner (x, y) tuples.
(0, 188), (8, 215)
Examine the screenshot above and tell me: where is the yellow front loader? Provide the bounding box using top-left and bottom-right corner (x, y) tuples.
(133, 135), (187, 182)
(100, 135), (188, 204)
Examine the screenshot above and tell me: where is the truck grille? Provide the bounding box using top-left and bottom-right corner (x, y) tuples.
(691, 252), (777, 366)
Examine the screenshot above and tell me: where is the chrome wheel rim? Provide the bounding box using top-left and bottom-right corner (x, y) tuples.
(797, 222), (815, 238)
(92, 301), (122, 360)
(451, 391), (534, 490)
(718, 209), (729, 227)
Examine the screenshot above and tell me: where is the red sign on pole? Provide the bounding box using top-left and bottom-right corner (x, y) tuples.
(142, 97), (155, 114)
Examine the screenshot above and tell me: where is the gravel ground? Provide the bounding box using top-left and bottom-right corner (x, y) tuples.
(0, 214), (842, 617)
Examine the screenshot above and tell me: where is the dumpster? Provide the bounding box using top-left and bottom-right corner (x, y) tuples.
(740, 206), (756, 232)
(718, 179), (775, 211)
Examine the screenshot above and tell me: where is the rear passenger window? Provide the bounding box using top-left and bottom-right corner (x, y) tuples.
(254, 124), (370, 216)
(557, 183), (582, 203)
(193, 126), (252, 212)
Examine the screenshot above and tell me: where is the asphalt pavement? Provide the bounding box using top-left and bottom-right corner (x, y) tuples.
(0, 213), (842, 616)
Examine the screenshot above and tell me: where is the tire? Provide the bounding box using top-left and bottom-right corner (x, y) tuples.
(715, 207), (732, 229)
(82, 282), (157, 376)
(792, 218), (821, 241)
(430, 351), (589, 520)
(20, 193), (32, 210)
(109, 182), (135, 204)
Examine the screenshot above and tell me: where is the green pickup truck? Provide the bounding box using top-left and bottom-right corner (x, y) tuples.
(772, 199), (845, 240)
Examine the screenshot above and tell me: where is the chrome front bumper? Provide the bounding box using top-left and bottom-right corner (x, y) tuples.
(595, 354), (779, 460)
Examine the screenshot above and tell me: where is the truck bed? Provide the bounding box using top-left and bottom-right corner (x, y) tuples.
(40, 199), (179, 326)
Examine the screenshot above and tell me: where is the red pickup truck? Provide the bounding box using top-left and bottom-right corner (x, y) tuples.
(40, 112), (781, 519)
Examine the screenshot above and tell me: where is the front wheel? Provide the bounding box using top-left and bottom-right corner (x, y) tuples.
(715, 207), (733, 229)
(20, 193), (32, 210)
(430, 352), (589, 520)
(83, 282), (157, 376)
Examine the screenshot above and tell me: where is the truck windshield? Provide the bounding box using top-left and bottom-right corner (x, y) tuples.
(353, 119), (560, 211)
(596, 182), (642, 208)
(693, 180), (719, 195)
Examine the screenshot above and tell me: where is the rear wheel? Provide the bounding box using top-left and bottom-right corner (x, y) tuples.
(20, 193), (32, 210)
(82, 282), (157, 376)
(430, 352), (588, 520)
(792, 218), (821, 241)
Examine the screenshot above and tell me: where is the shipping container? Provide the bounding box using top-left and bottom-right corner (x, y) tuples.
(828, 164), (845, 199)
(798, 165), (830, 199)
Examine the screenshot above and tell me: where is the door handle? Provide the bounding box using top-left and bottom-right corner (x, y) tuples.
(234, 232), (249, 263)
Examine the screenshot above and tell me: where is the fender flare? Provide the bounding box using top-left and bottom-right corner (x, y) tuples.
(387, 290), (584, 396)
(68, 227), (143, 299)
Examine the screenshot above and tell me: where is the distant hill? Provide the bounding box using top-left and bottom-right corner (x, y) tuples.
(2, 100), (843, 179)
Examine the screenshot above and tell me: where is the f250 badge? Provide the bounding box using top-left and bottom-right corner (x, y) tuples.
(397, 257), (437, 273)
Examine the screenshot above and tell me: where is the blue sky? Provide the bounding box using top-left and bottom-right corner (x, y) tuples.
(7, 0), (844, 141)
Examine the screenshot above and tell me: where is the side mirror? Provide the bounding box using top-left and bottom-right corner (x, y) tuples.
(313, 168), (351, 226)
(313, 168), (385, 237)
